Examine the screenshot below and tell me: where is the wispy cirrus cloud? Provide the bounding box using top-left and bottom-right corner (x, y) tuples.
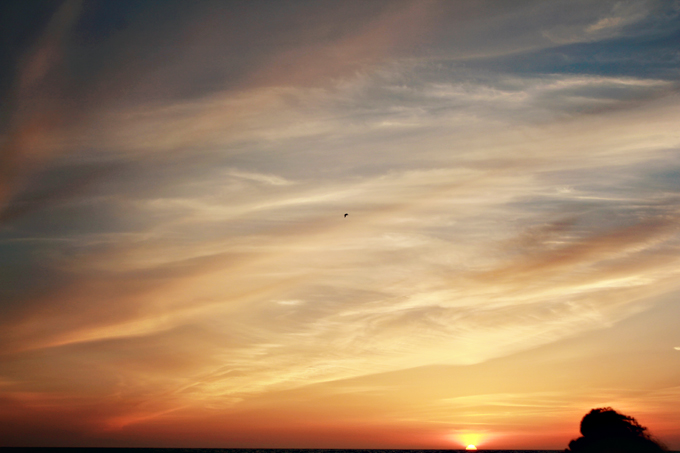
(1, 0), (680, 448)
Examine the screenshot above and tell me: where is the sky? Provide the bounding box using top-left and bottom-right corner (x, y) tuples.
(1, 0), (680, 449)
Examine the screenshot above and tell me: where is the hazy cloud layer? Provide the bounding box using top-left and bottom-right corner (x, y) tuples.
(1, 0), (680, 448)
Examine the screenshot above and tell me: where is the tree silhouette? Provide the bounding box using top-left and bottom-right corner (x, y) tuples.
(566, 407), (666, 453)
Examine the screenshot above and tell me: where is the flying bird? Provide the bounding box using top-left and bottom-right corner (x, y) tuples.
(344, 213), (348, 217)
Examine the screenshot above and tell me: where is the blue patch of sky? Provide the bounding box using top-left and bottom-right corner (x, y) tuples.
(467, 13), (680, 80)
(512, 33), (678, 79)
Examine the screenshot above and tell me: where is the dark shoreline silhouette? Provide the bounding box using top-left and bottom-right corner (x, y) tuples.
(2, 409), (673, 452)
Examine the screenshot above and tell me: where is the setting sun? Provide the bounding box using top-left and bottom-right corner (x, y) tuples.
(453, 432), (486, 450)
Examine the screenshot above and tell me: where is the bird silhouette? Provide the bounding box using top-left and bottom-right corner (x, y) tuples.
(344, 213), (348, 217)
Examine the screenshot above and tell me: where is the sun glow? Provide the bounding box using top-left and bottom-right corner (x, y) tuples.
(453, 432), (485, 450)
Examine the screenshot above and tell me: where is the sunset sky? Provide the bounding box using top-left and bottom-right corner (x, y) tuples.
(1, 0), (680, 449)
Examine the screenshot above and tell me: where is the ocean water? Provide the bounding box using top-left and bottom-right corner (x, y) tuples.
(5, 446), (677, 452)
(4, 449), (674, 452)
